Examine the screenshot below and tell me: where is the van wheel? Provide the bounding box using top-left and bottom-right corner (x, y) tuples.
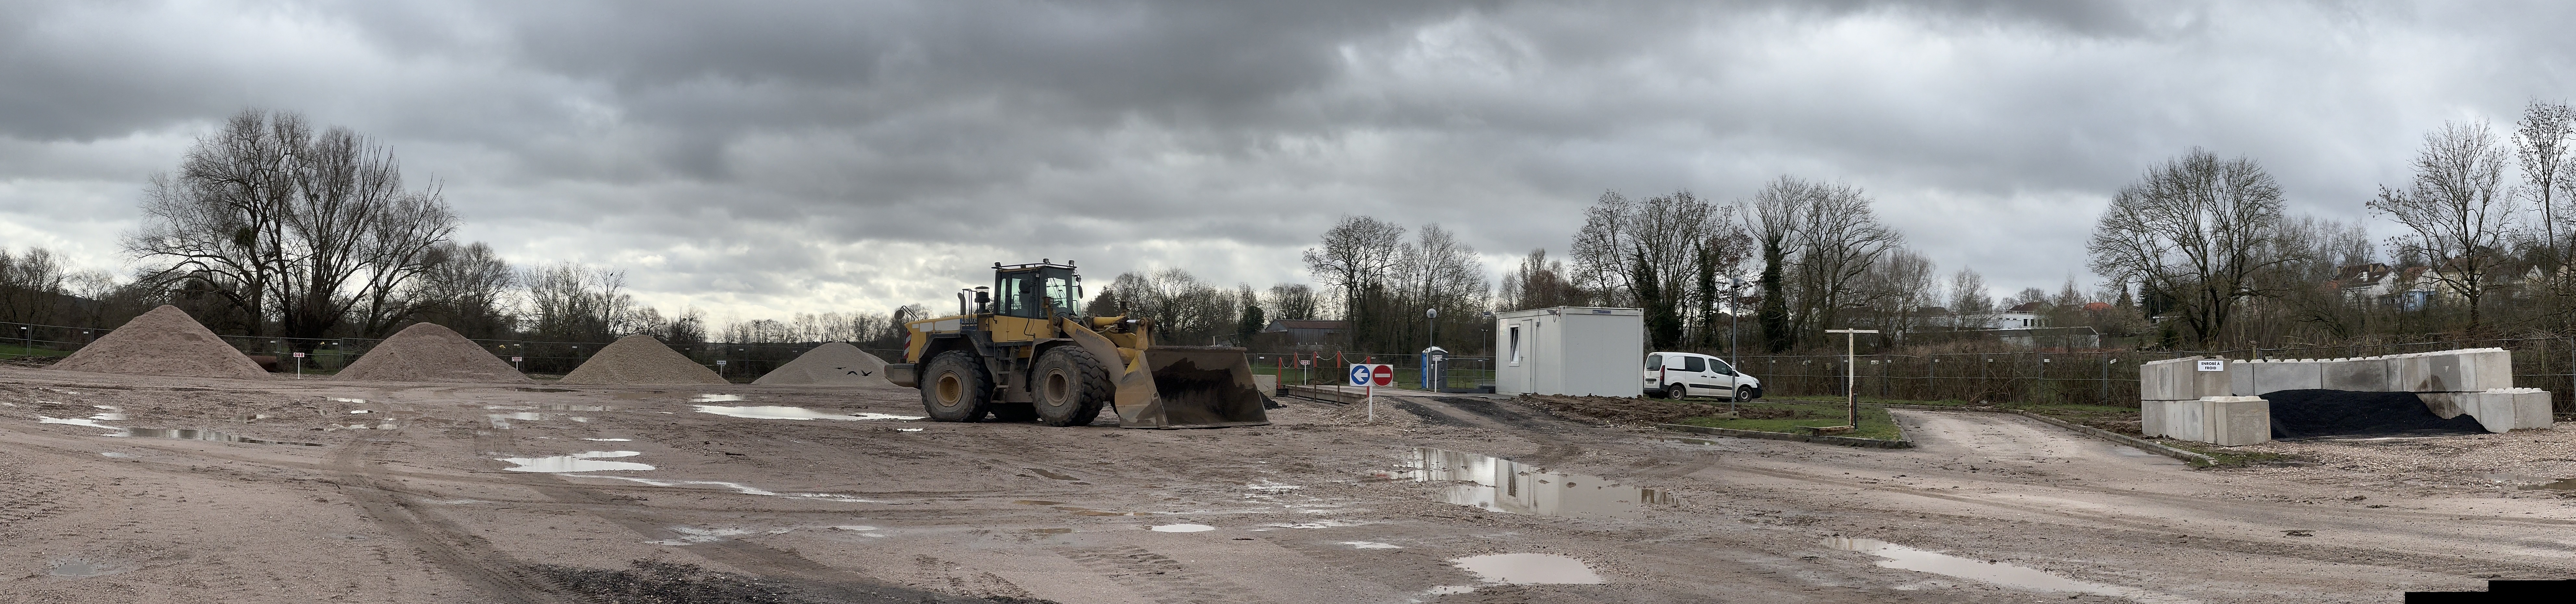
(919, 351), (994, 422)
(1734, 386), (1753, 402)
(1666, 383), (1687, 399)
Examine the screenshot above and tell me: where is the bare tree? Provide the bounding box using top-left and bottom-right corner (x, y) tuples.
(1265, 284), (1319, 321)
(1857, 248), (1938, 344)
(0, 248), (67, 324)
(521, 262), (633, 342)
(412, 241), (516, 339)
(1749, 178), (1807, 351)
(1301, 215), (1407, 323)
(2369, 121), (2516, 332)
(1947, 268), (1994, 327)
(1787, 181), (1901, 338)
(1499, 248), (1578, 311)
(2516, 100), (2576, 272)
(124, 109), (456, 342)
(2087, 148), (2293, 345)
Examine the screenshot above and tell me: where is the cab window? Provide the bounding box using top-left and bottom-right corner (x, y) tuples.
(1710, 358), (1734, 375)
(995, 272), (1043, 318)
(1681, 356), (1706, 372)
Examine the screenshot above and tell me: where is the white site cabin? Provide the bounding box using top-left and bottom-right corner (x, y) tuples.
(1493, 307), (1644, 397)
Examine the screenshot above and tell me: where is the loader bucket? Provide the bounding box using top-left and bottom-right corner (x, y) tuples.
(1114, 346), (1271, 429)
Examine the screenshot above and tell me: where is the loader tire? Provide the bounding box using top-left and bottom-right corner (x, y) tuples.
(920, 350), (994, 422)
(1032, 345), (1112, 427)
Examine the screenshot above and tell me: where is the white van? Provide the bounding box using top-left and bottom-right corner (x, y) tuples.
(1644, 352), (1761, 400)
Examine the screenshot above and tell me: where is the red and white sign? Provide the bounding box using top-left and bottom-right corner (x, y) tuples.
(510, 356), (523, 362)
(292, 352), (305, 358)
(1348, 364), (1394, 387)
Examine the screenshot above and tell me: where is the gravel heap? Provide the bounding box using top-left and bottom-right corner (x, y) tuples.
(2263, 389), (2489, 439)
(51, 305), (268, 380)
(753, 342), (897, 387)
(334, 322), (531, 384)
(558, 334), (727, 385)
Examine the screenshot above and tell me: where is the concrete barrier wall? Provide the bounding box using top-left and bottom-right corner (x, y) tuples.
(2140, 347), (2549, 445)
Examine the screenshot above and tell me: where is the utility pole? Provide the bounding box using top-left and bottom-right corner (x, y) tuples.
(1824, 329), (1878, 429)
(1728, 277), (1742, 371)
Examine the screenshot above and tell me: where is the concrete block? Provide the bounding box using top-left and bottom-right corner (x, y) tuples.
(2141, 399), (2168, 437)
(2162, 398), (2210, 442)
(2392, 352), (2435, 392)
(2397, 348), (2514, 392)
(2188, 360), (2236, 398)
(2512, 389), (2554, 430)
(2248, 360), (2324, 395)
(2208, 396), (2273, 446)
(2320, 357), (2390, 391)
(2227, 360), (2254, 397)
(2463, 348), (2514, 392)
(1253, 374), (1279, 395)
(2141, 357), (2195, 401)
(2468, 391), (2516, 433)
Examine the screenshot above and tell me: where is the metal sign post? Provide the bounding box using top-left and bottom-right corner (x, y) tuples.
(292, 351), (306, 379)
(1350, 363), (1393, 423)
(1824, 329), (1878, 429)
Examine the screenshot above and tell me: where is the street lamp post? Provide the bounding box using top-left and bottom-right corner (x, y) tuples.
(1824, 329), (1879, 429)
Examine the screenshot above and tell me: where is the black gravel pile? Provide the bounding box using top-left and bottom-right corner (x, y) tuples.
(2261, 389), (2490, 439)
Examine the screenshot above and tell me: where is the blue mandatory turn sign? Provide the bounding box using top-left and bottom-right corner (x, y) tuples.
(1348, 364), (1394, 387)
(1349, 364), (1373, 386)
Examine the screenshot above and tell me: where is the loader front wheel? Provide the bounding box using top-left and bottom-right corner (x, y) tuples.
(1032, 346), (1112, 427)
(920, 351), (994, 422)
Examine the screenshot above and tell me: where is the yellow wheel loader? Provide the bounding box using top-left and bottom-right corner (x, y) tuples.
(884, 260), (1271, 429)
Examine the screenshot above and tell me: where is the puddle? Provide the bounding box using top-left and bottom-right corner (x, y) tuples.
(1824, 538), (2190, 602)
(583, 438), (632, 441)
(1424, 585), (1479, 595)
(647, 526), (757, 545)
(561, 474), (874, 502)
(348, 410), (371, 414)
(2521, 478), (2576, 491)
(1264, 519), (1371, 529)
(100, 452), (134, 458)
(832, 525), (878, 531)
(1149, 524), (1216, 533)
(1340, 541), (1401, 549)
(1450, 553), (1603, 586)
(691, 394), (745, 403)
(496, 451), (653, 472)
(1014, 500), (1066, 505)
(112, 428), (324, 446)
(1028, 528), (1073, 535)
(514, 387), (575, 393)
(488, 404), (611, 412)
(46, 558), (124, 577)
(328, 397), (366, 404)
(1380, 448), (1675, 518)
(1649, 436), (1723, 447)
(692, 405), (923, 421)
(37, 416), (120, 430)
(897, 428), (924, 432)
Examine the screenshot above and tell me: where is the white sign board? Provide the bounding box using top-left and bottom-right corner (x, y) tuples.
(292, 352), (305, 358)
(1348, 364), (1394, 387)
(510, 356), (523, 362)
(2195, 360), (2225, 372)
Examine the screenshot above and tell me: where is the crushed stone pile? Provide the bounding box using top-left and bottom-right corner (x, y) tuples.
(2263, 389), (2489, 439)
(51, 305), (268, 380)
(334, 322), (531, 384)
(558, 334), (727, 385)
(753, 342), (897, 387)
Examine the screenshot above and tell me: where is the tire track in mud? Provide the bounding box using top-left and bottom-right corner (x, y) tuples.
(0, 455), (66, 531)
(330, 436), (561, 604)
(1059, 545), (1274, 604)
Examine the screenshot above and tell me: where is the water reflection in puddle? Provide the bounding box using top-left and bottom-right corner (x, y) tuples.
(2522, 478), (2576, 491)
(1429, 553), (1604, 594)
(496, 451), (653, 472)
(488, 404), (612, 412)
(37, 416), (119, 430)
(1378, 448), (1674, 518)
(692, 405), (923, 421)
(561, 474), (873, 502)
(112, 428), (324, 447)
(691, 394), (745, 403)
(47, 558), (124, 577)
(1824, 538), (2189, 602)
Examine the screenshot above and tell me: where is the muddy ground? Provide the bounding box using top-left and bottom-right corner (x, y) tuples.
(0, 367), (2570, 603)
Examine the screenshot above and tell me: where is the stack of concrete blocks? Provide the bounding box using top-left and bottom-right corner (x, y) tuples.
(2139, 356), (2245, 441)
(2139, 347), (2553, 444)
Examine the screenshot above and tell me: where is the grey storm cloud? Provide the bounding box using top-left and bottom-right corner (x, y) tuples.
(3, 0), (2574, 318)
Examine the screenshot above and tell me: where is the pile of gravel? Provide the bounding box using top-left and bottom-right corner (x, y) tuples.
(2263, 389), (2490, 439)
(558, 334), (727, 385)
(752, 342), (897, 387)
(334, 322), (530, 384)
(51, 305), (267, 380)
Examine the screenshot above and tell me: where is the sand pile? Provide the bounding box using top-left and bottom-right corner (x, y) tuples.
(52, 305), (268, 380)
(559, 334), (728, 385)
(334, 322), (531, 384)
(752, 342), (898, 387)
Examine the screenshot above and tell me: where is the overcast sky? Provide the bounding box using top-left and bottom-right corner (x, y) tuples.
(3, 0), (2570, 321)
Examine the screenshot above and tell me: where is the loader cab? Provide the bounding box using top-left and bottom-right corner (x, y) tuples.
(992, 261), (1083, 319)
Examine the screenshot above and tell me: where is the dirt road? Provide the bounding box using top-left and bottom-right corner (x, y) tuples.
(0, 368), (2567, 603)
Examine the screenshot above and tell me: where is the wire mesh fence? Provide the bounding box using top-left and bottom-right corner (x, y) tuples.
(1731, 335), (2576, 413)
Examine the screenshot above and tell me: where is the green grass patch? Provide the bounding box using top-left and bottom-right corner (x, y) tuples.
(1776, 394), (1978, 407)
(0, 344), (71, 358)
(1676, 400), (1905, 441)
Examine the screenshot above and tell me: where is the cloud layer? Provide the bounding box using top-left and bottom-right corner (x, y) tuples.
(4, 0), (2571, 318)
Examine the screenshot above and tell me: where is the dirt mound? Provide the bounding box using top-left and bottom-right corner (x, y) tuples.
(1520, 394), (1724, 425)
(558, 334), (727, 385)
(51, 305), (267, 380)
(752, 342), (896, 387)
(334, 322), (530, 384)
(2263, 389), (2489, 439)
